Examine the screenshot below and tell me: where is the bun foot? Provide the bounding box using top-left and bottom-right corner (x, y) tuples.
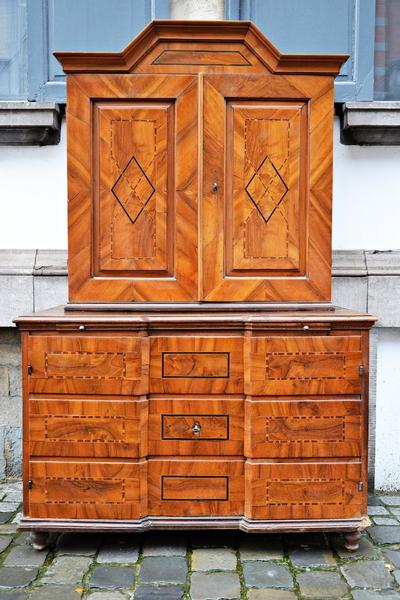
(344, 530), (362, 551)
(30, 531), (50, 551)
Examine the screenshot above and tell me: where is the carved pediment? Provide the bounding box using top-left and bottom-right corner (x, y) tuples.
(55, 20), (348, 76)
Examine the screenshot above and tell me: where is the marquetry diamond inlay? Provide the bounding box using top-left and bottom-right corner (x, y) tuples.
(112, 155), (155, 224)
(245, 155), (288, 224)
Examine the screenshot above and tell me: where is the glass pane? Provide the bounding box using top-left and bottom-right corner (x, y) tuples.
(375, 0), (400, 99)
(0, 0), (27, 99)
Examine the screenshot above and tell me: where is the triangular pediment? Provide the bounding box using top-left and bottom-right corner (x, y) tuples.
(55, 20), (347, 76)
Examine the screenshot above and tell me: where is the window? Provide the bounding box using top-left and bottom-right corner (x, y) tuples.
(0, 0), (27, 99)
(375, 0), (400, 99)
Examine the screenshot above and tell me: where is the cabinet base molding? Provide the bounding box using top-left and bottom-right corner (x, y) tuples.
(19, 516), (370, 534)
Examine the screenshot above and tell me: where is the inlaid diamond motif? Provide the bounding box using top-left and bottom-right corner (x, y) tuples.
(112, 155), (155, 224)
(245, 155), (288, 224)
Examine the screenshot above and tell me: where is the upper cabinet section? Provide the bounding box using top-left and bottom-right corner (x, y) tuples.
(57, 20), (347, 304)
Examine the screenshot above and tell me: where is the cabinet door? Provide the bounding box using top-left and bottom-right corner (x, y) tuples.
(202, 74), (333, 302)
(68, 74), (198, 302)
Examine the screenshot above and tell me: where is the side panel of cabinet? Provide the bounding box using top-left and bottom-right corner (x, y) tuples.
(28, 460), (148, 519)
(68, 74), (198, 302)
(202, 74), (333, 302)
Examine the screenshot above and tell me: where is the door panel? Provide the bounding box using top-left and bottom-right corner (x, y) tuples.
(68, 74), (198, 302)
(96, 102), (173, 275)
(202, 74), (333, 302)
(227, 101), (305, 274)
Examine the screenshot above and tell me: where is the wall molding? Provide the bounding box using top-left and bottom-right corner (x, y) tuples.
(0, 102), (61, 146)
(341, 102), (400, 145)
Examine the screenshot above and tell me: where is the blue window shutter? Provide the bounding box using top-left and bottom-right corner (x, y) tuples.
(27, 0), (168, 102)
(238, 0), (376, 101)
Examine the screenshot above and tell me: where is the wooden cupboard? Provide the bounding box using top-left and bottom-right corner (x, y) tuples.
(15, 20), (375, 551)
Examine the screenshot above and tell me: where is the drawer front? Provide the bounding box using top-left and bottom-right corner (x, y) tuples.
(148, 398), (243, 455)
(148, 458), (244, 516)
(247, 335), (362, 395)
(245, 398), (362, 458)
(28, 460), (147, 519)
(150, 337), (243, 394)
(245, 461), (363, 520)
(28, 335), (148, 395)
(29, 398), (147, 458)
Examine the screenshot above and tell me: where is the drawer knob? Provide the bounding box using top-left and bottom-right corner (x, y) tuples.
(192, 422), (201, 435)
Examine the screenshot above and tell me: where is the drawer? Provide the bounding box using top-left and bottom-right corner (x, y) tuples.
(148, 398), (243, 455)
(245, 398), (362, 458)
(28, 460), (147, 519)
(150, 337), (243, 394)
(27, 335), (148, 395)
(247, 335), (363, 395)
(148, 458), (244, 516)
(245, 461), (363, 520)
(29, 397), (148, 458)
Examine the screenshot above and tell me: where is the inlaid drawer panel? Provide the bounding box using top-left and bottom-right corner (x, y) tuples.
(247, 335), (362, 395)
(28, 460), (148, 519)
(245, 398), (362, 458)
(150, 337), (243, 393)
(27, 335), (148, 395)
(29, 397), (147, 458)
(148, 398), (243, 455)
(148, 458), (244, 516)
(245, 461), (363, 520)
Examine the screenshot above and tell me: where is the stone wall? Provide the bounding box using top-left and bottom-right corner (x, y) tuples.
(0, 328), (22, 479)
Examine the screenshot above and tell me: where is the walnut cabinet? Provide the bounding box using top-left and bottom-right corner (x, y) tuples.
(15, 21), (375, 551)
(57, 20), (348, 305)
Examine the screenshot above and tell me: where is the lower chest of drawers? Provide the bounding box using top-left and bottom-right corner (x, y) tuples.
(21, 322), (370, 525)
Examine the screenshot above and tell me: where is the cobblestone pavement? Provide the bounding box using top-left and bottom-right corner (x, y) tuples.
(1, 484), (400, 598)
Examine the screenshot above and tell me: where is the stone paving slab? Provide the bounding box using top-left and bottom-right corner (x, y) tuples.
(191, 547), (237, 571)
(134, 585), (184, 599)
(29, 585), (82, 600)
(0, 486), (399, 598)
(239, 537), (283, 561)
(247, 591), (297, 600)
(96, 540), (139, 564)
(43, 556), (92, 585)
(243, 562), (293, 589)
(341, 560), (394, 589)
(139, 556), (187, 584)
(0, 568), (38, 589)
(296, 570), (348, 599)
(191, 571), (240, 600)
(89, 566), (135, 590)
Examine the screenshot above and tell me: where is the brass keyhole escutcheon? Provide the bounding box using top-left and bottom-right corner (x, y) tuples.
(192, 422), (201, 435)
